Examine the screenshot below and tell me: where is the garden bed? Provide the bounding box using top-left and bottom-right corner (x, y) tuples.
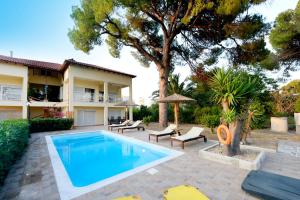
(199, 143), (275, 170)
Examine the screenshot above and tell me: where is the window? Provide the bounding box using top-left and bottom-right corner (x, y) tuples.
(0, 85), (22, 101)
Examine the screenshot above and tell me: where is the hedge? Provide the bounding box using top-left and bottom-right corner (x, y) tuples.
(29, 118), (74, 133)
(0, 119), (29, 185)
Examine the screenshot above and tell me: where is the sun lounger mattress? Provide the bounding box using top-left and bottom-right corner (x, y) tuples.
(242, 170), (300, 200)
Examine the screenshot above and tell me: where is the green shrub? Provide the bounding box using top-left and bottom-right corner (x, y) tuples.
(295, 98), (300, 113)
(29, 118), (74, 133)
(0, 119), (29, 185)
(142, 116), (152, 126)
(194, 106), (221, 133)
(248, 101), (267, 129)
(179, 105), (195, 123)
(272, 112), (289, 117)
(197, 115), (220, 133)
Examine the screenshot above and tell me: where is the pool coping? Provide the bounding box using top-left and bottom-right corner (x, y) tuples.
(45, 130), (184, 200)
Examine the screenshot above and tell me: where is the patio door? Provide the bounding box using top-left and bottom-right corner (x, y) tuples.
(77, 110), (96, 126)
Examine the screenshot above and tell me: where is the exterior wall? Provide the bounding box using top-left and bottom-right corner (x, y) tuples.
(73, 106), (104, 126)
(0, 106), (23, 120)
(29, 107), (44, 118)
(0, 63), (28, 119)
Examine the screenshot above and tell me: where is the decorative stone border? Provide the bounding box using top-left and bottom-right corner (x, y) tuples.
(199, 143), (275, 170)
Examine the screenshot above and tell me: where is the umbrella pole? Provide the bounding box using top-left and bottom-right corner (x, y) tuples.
(174, 103), (179, 129)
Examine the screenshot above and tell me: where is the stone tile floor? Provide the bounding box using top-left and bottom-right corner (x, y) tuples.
(1, 126), (300, 200)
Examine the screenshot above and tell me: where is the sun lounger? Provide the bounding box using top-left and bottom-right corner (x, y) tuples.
(242, 170), (300, 200)
(148, 124), (177, 142)
(108, 120), (131, 131)
(117, 120), (145, 133)
(164, 185), (209, 200)
(171, 127), (207, 149)
(113, 195), (141, 200)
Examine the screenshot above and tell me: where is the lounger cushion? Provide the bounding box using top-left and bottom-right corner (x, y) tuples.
(172, 127), (204, 141)
(148, 124), (176, 135)
(242, 170), (300, 200)
(164, 185), (209, 200)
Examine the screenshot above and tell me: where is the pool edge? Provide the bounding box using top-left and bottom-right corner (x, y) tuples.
(46, 130), (184, 200)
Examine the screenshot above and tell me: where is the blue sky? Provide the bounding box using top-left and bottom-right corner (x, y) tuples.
(0, 0), (299, 104)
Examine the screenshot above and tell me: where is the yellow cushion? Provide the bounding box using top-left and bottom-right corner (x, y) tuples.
(113, 195), (141, 200)
(164, 185), (209, 200)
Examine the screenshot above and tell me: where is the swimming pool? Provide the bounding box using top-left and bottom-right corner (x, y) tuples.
(46, 130), (183, 200)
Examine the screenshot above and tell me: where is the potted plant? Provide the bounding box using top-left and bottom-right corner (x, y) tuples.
(294, 98), (300, 134)
(271, 112), (289, 133)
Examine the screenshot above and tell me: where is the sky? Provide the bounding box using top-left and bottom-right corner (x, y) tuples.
(0, 0), (299, 105)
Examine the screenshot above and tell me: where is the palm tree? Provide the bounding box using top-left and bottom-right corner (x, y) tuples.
(151, 74), (194, 100)
(210, 68), (259, 156)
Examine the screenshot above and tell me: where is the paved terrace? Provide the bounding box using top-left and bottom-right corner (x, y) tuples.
(1, 126), (300, 200)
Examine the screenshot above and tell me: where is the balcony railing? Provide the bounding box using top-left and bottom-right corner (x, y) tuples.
(0, 85), (22, 101)
(73, 93), (128, 104)
(73, 92), (95, 102)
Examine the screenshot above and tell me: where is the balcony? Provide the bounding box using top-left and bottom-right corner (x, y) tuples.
(29, 84), (62, 102)
(0, 85), (22, 101)
(74, 92), (95, 102)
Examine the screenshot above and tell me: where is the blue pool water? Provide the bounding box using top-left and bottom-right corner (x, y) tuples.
(51, 131), (169, 187)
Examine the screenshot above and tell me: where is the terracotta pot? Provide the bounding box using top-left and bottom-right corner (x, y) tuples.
(271, 117), (288, 133)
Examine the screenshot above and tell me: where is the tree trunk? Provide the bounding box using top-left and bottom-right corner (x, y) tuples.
(229, 119), (244, 156)
(159, 67), (168, 127)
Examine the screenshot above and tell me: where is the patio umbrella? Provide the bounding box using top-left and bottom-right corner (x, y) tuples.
(114, 100), (138, 120)
(157, 93), (196, 128)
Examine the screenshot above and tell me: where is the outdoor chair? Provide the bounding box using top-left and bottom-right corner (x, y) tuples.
(170, 127), (207, 149)
(147, 124), (177, 142)
(117, 120), (145, 133)
(108, 120), (131, 131)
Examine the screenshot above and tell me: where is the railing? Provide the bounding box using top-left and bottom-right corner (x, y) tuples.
(0, 85), (22, 101)
(73, 92), (128, 104)
(73, 92), (95, 102)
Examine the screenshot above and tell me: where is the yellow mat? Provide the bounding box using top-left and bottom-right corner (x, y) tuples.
(113, 195), (141, 200)
(164, 185), (210, 200)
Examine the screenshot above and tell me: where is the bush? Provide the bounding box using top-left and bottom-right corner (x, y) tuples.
(29, 118), (74, 133)
(295, 98), (300, 113)
(198, 115), (220, 133)
(248, 101), (267, 129)
(194, 106), (221, 121)
(180, 105), (195, 123)
(194, 106), (221, 133)
(133, 105), (152, 121)
(143, 116), (152, 126)
(0, 119), (29, 185)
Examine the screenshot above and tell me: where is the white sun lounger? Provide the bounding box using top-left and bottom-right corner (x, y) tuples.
(147, 124), (177, 142)
(117, 120), (145, 133)
(171, 127), (207, 149)
(108, 120), (131, 131)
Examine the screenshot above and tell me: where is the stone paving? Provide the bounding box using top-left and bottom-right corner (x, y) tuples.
(0, 126), (300, 200)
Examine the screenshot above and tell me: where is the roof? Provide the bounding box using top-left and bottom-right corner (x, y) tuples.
(0, 55), (61, 71)
(0, 55), (136, 78)
(157, 93), (196, 103)
(61, 59), (136, 78)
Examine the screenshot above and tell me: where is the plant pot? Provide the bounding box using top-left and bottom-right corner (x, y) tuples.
(295, 113), (300, 134)
(270, 117), (288, 133)
(294, 113), (300, 125)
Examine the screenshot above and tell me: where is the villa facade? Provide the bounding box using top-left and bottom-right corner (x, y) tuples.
(0, 55), (135, 126)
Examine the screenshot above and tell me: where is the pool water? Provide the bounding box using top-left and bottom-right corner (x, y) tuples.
(51, 131), (169, 187)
